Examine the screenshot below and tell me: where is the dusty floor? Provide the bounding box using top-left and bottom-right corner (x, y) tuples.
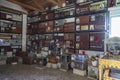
(0, 64), (91, 80)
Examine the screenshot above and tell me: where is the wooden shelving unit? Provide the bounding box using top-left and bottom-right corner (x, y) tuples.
(0, 8), (22, 56)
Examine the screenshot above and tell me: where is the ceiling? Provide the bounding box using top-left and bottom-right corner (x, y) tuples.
(6, 0), (65, 12)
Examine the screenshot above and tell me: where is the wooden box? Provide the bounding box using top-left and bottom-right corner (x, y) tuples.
(46, 21), (53, 32)
(48, 56), (58, 64)
(77, 15), (89, 24)
(0, 12), (6, 19)
(22, 57), (34, 65)
(90, 1), (107, 12)
(76, 33), (89, 49)
(40, 14), (46, 20)
(64, 22), (75, 32)
(55, 12), (64, 18)
(89, 24), (105, 30)
(48, 12), (54, 20)
(89, 33), (105, 51)
(90, 13), (106, 23)
(55, 26), (64, 32)
(6, 57), (18, 64)
(76, 4), (90, 14)
(38, 23), (46, 33)
(64, 33), (74, 40)
(16, 51), (28, 57)
(11, 27), (22, 33)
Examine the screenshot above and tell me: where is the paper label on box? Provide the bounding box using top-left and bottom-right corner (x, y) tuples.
(76, 43), (79, 48)
(76, 25), (80, 31)
(90, 25), (94, 30)
(12, 27), (16, 29)
(81, 25), (88, 30)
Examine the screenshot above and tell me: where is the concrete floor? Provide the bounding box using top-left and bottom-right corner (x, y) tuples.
(0, 64), (91, 80)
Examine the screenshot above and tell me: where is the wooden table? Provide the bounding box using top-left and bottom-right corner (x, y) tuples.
(99, 59), (120, 80)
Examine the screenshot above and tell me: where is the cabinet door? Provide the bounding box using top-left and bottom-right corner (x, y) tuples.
(90, 33), (105, 51)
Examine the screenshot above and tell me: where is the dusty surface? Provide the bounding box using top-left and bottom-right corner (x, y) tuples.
(0, 64), (90, 80)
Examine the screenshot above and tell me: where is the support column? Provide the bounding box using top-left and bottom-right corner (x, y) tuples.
(22, 14), (27, 51)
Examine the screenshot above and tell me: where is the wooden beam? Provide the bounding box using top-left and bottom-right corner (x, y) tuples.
(32, 0), (44, 11)
(0, 5), (28, 14)
(47, 0), (58, 5)
(7, 0), (40, 11)
(57, 0), (65, 7)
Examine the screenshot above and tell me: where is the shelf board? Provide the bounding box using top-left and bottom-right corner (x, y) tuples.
(76, 9), (108, 17)
(76, 30), (107, 33)
(0, 32), (22, 34)
(75, 48), (104, 52)
(29, 15), (75, 24)
(0, 18), (22, 22)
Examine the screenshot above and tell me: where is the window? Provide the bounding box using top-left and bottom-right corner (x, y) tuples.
(110, 17), (120, 37)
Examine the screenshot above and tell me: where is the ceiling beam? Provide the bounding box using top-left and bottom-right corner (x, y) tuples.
(7, 0), (40, 11)
(47, 0), (58, 4)
(32, 0), (44, 11)
(57, 0), (65, 7)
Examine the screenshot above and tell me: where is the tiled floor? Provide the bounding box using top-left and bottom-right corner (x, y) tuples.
(0, 64), (90, 80)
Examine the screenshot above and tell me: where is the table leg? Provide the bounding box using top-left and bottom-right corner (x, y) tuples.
(99, 65), (103, 80)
